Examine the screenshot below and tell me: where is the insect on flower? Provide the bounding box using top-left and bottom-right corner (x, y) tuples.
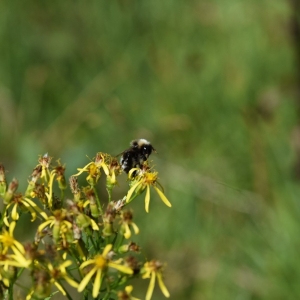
(119, 139), (156, 173)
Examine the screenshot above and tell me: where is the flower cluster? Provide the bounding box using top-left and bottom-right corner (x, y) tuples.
(0, 149), (171, 299)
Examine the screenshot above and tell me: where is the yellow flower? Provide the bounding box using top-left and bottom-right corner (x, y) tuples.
(141, 260), (170, 300)
(3, 193), (48, 226)
(73, 152), (109, 186)
(0, 253), (30, 269)
(103, 156), (122, 191)
(48, 260), (79, 295)
(126, 171), (171, 212)
(0, 250), (31, 287)
(53, 161), (67, 190)
(118, 285), (140, 300)
(38, 153), (52, 182)
(0, 222), (31, 269)
(78, 244), (133, 298)
(119, 210), (139, 239)
(0, 264), (11, 287)
(0, 222), (25, 255)
(38, 210), (73, 244)
(45, 169), (56, 208)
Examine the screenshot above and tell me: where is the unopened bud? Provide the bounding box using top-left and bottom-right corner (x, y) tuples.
(76, 213), (92, 229)
(3, 178), (18, 204)
(0, 164), (7, 197)
(102, 222), (114, 237)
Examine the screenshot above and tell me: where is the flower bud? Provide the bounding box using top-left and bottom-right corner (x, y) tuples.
(0, 164), (7, 197)
(25, 181), (35, 197)
(84, 188), (100, 218)
(69, 176), (81, 202)
(3, 178), (18, 204)
(57, 175), (67, 190)
(102, 222), (114, 236)
(32, 270), (51, 299)
(76, 213), (92, 229)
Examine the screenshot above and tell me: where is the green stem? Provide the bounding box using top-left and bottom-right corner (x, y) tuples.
(124, 193), (140, 206)
(85, 227), (97, 250)
(83, 289), (89, 300)
(93, 186), (103, 215)
(102, 279), (112, 300)
(8, 282), (13, 300)
(106, 187), (112, 202)
(0, 206), (7, 228)
(116, 234), (125, 250)
(102, 291), (111, 300)
(60, 189), (65, 202)
(57, 280), (73, 300)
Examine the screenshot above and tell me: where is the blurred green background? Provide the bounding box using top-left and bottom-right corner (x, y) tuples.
(1, 0), (300, 299)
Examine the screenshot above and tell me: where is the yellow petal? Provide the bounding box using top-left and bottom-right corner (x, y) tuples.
(102, 244), (113, 257)
(125, 285), (133, 293)
(145, 185), (150, 213)
(73, 163), (93, 176)
(79, 259), (95, 270)
(101, 163), (109, 176)
(126, 181), (141, 203)
(60, 260), (73, 269)
(54, 281), (66, 295)
(46, 171), (56, 208)
(83, 200), (90, 207)
(38, 219), (54, 232)
(108, 262), (133, 274)
(23, 197), (48, 220)
(65, 276), (79, 289)
(3, 214), (9, 227)
(26, 289), (34, 300)
(0, 258), (27, 268)
(9, 221), (16, 235)
(90, 219), (99, 231)
(157, 273), (170, 298)
(11, 204), (19, 221)
(124, 224), (131, 239)
(92, 269), (102, 298)
(21, 202), (37, 222)
(111, 170), (116, 183)
(78, 266), (97, 292)
(12, 240), (25, 254)
(10, 252), (30, 267)
(153, 186), (172, 207)
(131, 222), (139, 235)
(145, 272), (156, 300)
(128, 168), (139, 179)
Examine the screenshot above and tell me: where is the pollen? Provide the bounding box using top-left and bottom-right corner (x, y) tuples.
(144, 172), (158, 184)
(94, 255), (107, 269)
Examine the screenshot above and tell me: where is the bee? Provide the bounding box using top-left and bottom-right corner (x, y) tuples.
(120, 139), (156, 173)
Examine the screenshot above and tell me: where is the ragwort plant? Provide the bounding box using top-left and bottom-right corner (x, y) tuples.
(0, 148), (171, 300)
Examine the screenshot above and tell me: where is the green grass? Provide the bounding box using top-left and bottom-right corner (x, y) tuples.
(0, 0), (299, 299)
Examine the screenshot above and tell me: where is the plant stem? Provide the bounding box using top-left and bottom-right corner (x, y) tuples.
(93, 186), (103, 215)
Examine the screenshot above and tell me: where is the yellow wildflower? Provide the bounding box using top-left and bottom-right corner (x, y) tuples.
(118, 285), (140, 300)
(48, 260), (79, 295)
(126, 171), (171, 212)
(73, 152), (109, 186)
(0, 222), (25, 255)
(119, 210), (139, 239)
(141, 260), (170, 300)
(78, 244), (133, 298)
(38, 210), (73, 244)
(0, 222), (30, 269)
(3, 193), (48, 226)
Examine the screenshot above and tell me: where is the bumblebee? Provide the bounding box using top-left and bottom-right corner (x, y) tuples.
(120, 139), (156, 173)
